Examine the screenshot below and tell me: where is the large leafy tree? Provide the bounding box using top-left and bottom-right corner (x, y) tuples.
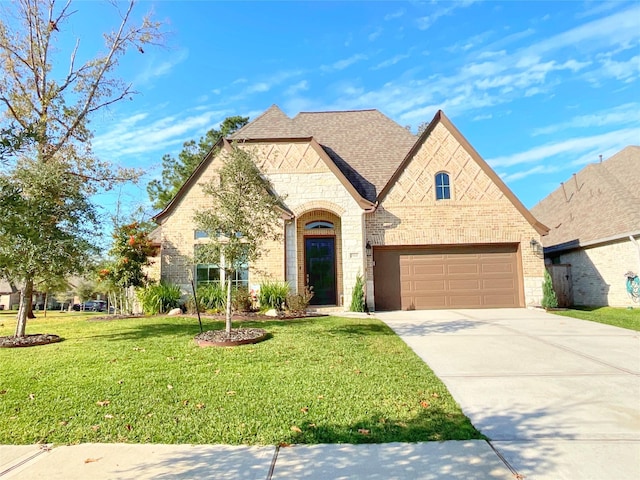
(194, 146), (283, 334)
(147, 116), (249, 210)
(0, 0), (162, 337)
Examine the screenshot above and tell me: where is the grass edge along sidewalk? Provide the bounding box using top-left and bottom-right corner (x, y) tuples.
(0, 312), (482, 445)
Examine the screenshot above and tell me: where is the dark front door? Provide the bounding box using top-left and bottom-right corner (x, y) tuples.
(305, 237), (336, 305)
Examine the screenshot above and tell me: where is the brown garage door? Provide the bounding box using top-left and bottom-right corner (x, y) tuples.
(373, 245), (522, 310)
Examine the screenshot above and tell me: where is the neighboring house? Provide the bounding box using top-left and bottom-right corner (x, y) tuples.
(152, 105), (547, 310)
(0, 280), (19, 310)
(531, 146), (640, 307)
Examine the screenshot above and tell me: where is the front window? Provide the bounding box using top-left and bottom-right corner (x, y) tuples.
(435, 172), (451, 200)
(195, 262), (249, 288)
(305, 221), (334, 229)
(196, 264), (220, 285)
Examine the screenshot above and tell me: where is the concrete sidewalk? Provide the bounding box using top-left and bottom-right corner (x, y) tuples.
(377, 308), (640, 480)
(1, 441), (515, 479)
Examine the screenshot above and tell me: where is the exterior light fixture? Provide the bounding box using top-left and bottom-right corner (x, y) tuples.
(366, 241), (372, 257)
(530, 238), (544, 258)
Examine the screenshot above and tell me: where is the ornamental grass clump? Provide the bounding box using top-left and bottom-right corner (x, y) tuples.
(258, 281), (290, 311)
(196, 283), (226, 312)
(137, 282), (182, 315)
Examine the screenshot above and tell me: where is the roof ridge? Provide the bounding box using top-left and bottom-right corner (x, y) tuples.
(295, 109), (379, 115)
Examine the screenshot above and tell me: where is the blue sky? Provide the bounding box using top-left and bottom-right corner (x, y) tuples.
(79, 0), (639, 221)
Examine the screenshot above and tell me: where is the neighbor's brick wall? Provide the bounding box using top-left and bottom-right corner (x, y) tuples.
(365, 122), (545, 307)
(558, 236), (640, 307)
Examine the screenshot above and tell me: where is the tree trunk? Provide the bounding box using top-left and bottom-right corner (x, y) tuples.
(226, 277), (232, 334)
(43, 292), (48, 318)
(15, 277), (34, 337)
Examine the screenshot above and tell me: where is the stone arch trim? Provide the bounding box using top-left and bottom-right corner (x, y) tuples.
(293, 201), (346, 217)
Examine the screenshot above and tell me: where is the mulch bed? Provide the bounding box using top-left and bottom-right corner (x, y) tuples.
(194, 327), (269, 347)
(0, 334), (62, 348)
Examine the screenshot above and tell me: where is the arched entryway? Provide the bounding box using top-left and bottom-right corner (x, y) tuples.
(297, 210), (343, 305)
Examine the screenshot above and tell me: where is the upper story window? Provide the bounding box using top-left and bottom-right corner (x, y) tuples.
(435, 172), (451, 200)
(305, 221), (334, 230)
(194, 230), (209, 239)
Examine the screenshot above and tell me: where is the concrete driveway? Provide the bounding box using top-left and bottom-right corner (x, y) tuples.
(376, 308), (640, 480)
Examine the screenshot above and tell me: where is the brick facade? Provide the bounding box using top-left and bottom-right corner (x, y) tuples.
(556, 237), (640, 307)
(154, 112), (545, 310)
(365, 122), (545, 308)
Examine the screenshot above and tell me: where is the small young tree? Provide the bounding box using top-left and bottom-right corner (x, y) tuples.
(194, 147), (284, 334)
(349, 274), (366, 312)
(98, 222), (156, 314)
(541, 269), (559, 309)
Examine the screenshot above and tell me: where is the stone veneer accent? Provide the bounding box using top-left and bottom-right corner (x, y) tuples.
(556, 237), (640, 307)
(156, 142), (366, 307)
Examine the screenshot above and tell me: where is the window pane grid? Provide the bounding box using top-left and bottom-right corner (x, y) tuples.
(435, 172), (451, 200)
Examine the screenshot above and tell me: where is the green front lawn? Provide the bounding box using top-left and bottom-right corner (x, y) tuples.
(551, 306), (640, 331)
(0, 312), (481, 445)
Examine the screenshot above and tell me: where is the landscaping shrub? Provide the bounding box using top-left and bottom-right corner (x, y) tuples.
(541, 270), (559, 309)
(232, 286), (253, 312)
(137, 282), (182, 315)
(258, 281), (290, 310)
(196, 282), (226, 312)
(286, 286), (314, 314)
(350, 274), (366, 312)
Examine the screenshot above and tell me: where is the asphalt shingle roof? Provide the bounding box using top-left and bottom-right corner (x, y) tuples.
(230, 105), (417, 202)
(530, 146), (640, 249)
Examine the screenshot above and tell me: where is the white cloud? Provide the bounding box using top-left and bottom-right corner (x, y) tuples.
(321, 54), (368, 72)
(487, 128), (640, 168)
(285, 80), (309, 96)
(368, 27), (383, 42)
(372, 53), (410, 70)
(532, 103), (640, 136)
(500, 164), (561, 183)
(133, 49), (189, 86)
(92, 110), (228, 162)
(384, 9), (405, 21)
(416, 1), (476, 31)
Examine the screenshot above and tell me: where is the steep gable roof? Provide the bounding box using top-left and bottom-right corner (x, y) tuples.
(230, 105), (309, 140)
(379, 110), (548, 236)
(531, 146), (640, 250)
(292, 110), (417, 202)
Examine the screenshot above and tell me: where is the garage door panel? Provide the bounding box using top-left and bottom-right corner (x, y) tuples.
(482, 279), (516, 289)
(449, 279), (482, 290)
(412, 264), (446, 275)
(450, 295), (484, 307)
(482, 263), (514, 273)
(414, 280), (446, 291)
(374, 245), (521, 310)
(448, 264), (479, 275)
(408, 296), (448, 309)
(483, 294), (519, 306)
